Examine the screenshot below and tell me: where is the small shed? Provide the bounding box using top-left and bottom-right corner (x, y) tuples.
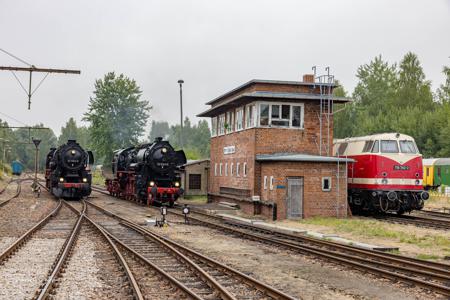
(182, 159), (210, 196)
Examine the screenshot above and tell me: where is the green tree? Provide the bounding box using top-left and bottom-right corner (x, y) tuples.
(58, 118), (91, 149)
(437, 66), (450, 103)
(59, 117), (79, 144)
(83, 72), (151, 165)
(169, 117), (210, 159)
(148, 120), (170, 141)
(395, 52), (434, 109)
(12, 125), (57, 171)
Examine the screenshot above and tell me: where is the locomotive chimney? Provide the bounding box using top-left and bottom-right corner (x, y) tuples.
(155, 137), (163, 142)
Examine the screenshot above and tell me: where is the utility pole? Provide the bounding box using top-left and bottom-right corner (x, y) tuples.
(0, 126), (49, 142)
(0, 66), (80, 109)
(178, 79), (184, 148)
(32, 138), (41, 191)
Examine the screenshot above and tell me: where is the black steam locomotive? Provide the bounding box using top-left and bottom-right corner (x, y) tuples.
(45, 140), (94, 199)
(106, 137), (186, 206)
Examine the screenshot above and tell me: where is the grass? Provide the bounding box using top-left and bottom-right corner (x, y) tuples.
(91, 169), (105, 186)
(425, 192), (450, 209)
(299, 217), (450, 250)
(181, 195), (208, 204)
(416, 253), (440, 260)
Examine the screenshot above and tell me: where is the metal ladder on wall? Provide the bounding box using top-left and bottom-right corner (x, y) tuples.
(312, 66), (335, 157)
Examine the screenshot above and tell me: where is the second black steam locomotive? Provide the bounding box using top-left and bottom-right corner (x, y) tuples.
(106, 137), (186, 206)
(45, 139), (94, 199)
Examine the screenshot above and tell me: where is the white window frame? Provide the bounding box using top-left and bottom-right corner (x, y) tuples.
(257, 101), (304, 129)
(225, 111), (234, 134)
(225, 163), (228, 176)
(245, 104), (257, 129)
(243, 162), (247, 177)
(270, 176), (274, 190)
(230, 163), (234, 176)
(263, 176), (268, 190)
(235, 107), (244, 131)
(214, 163), (217, 176)
(236, 162), (240, 177)
(322, 177), (331, 192)
(211, 117), (217, 137)
(219, 163), (222, 176)
(218, 114), (225, 135)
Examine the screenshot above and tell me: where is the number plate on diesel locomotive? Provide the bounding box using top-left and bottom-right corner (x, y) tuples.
(393, 165), (409, 170)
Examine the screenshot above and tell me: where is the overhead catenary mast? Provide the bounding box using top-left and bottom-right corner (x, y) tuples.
(0, 48), (80, 109)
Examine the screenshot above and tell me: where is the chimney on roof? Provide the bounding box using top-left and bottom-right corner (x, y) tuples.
(303, 74), (315, 83)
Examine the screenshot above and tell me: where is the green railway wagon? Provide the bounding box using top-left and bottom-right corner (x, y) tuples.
(434, 158), (450, 187)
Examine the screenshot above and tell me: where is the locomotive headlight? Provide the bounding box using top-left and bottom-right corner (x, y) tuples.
(59, 177), (64, 182)
(415, 179), (420, 185)
(174, 181), (180, 187)
(149, 181), (155, 187)
(82, 178), (88, 183)
(71, 150), (76, 155)
(162, 148), (167, 153)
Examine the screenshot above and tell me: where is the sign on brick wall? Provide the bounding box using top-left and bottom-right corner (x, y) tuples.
(223, 145), (235, 154)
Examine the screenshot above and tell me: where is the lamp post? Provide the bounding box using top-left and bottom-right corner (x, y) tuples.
(32, 138), (41, 191)
(2, 147), (10, 174)
(178, 79), (184, 148)
(0, 138), (9, 175)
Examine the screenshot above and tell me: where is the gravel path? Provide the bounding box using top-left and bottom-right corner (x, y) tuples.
(88, 196), (438, 300)
(0, 184), (56, 239)
(0, 205), (77, 299)
(53, 222), (134, 300)
(0, 238), (65, 299)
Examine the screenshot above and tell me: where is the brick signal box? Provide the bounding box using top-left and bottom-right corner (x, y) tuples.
(198, 75), (353, 220)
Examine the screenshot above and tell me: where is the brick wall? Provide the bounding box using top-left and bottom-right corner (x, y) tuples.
(182, 161), (209, 196)
(210, 128), (256, 195)
(260, 161), (348, 219)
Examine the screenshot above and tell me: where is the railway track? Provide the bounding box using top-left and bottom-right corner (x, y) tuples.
(167, 208), (450, 297)
(0, 200), (82, 299)
(417, 209), (450, 220)
(85, 198), (297, 300)
(0, 179), (22, 207)
(91, 186), (450, 297)
(374, 213), (450, 231)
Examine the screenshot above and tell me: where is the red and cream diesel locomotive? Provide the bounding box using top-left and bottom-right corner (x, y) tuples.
(334, 133), (429, 214)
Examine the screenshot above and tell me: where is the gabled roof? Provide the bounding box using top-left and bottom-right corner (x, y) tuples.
(206, 79), (338, 105)
(198, 91), (351, 117)
(256, 153), (354, 163)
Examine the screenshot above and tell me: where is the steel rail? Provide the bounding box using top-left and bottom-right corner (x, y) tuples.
(87, 200), (297, 300)
(179, 208), (450, 272)
(91, 186), (450, 295)
(0, 200), (62, 263)
(418, 210), (450, 219)
(63, 201), (145, 300)
(376, 214), (450, 230)
(96, 222), (204, 300)
(86, 201), (239, 300)
(121, 219), (299, 300)
(93, 186), (449, 272)
(35, 201), (86, 300)
(0, 179), (21, 207)
(168, 210), (450, 296)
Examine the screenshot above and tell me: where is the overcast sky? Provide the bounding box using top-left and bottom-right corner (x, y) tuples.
(0, 0), (449, 137)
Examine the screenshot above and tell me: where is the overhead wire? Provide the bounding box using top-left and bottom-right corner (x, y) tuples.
(0, 48), (32, 67)
(0, 111), (29, 126)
